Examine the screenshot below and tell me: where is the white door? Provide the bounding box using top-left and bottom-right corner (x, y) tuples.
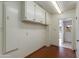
(4, 2), (19, 52)
(76, 2), (79, 58)
(76, 17), (79, 57)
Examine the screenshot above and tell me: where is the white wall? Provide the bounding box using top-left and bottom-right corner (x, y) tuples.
(0, 2), (52, 58)
(45, 12), (52, 47)
(50, 9), (76, 50)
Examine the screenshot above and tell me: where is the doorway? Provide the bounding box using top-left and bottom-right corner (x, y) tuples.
(59, 18), (72, 49)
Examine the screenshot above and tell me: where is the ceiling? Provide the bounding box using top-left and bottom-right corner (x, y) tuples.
(35, 1), (76, 14)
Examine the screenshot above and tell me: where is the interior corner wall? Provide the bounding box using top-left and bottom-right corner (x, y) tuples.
(45, 13), (53, 47)
(50, 9), (76, 49)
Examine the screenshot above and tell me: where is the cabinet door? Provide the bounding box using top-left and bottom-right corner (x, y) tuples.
(25, 2), (35, 21)
(40, 8), (45, 24)
(35, 5), (45, 24)
(46, 12), (50, 25)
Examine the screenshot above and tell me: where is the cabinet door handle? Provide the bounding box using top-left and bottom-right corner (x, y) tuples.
(77, 40), (79, 42)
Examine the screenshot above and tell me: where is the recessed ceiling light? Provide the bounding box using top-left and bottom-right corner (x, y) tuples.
(51, 1), (61, 14)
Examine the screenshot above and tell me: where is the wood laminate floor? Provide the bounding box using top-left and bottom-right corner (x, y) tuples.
(25, 45), (76, 58)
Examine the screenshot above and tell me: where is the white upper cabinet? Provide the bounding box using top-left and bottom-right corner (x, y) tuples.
(45, 12), (50, 25)
(21, 1), (46, 25)
(22, 1), (35, 21)
(35, 5), (45, 24)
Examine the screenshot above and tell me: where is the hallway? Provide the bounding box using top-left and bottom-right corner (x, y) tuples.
(26, 45), (76, 58)
(0, 1), (79, 58)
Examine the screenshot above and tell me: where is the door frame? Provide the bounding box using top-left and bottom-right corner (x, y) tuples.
(58, 17), (75, 50)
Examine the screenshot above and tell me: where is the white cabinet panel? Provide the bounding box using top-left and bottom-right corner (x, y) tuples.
(46, 12), (50, 25)
(24, 2), (35, 21)
(35, 5), (45, 24)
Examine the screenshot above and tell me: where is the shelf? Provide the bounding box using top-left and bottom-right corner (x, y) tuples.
(21, 20), (48, 26)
